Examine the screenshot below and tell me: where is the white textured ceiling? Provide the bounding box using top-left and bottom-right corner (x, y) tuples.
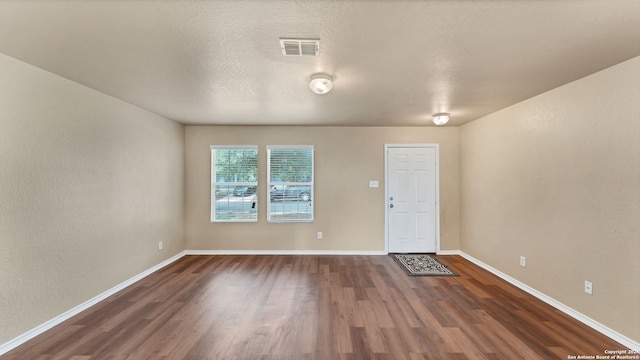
(1, 1), (639, 126)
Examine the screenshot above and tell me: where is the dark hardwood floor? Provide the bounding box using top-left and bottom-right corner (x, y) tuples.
(1, 255), (625, 359)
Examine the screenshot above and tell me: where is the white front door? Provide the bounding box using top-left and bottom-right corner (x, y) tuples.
(387, 146), (438, 253)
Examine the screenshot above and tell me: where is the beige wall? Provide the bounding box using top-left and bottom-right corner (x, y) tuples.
(460, 56), (640, 341)
(0, 54), (185, 344)
(185, 126), (460, 252)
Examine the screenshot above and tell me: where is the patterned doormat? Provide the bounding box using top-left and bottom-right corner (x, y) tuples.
(392, 254), (458, 276)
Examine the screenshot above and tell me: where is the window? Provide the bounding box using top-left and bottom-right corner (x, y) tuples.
(267, 146), (314, 222)
(211, 146), (258, 222)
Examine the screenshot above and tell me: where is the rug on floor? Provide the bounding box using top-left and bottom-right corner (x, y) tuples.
(392, 254), (458, 276)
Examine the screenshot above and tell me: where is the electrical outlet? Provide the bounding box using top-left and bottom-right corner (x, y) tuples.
(317, 232), (323, 240)
(520, 256), (526, 267)
(584, 281), (593, 295)
(158, 241), (163, 250)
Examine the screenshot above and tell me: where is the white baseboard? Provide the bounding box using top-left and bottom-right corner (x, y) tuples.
(436, 249), (462, 256)
(185, 249), (387, 256)
(455, 251), (640, 352)
(0, 251), (187, 356)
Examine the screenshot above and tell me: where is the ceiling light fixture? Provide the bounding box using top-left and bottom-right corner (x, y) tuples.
(309, 73), (333, 95)
(432, 113), (450, 125)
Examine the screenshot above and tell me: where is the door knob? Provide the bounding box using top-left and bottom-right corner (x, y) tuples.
(390, 204), (394, 208)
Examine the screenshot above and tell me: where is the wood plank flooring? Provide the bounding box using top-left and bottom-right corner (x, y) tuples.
(1, 255), (626, 359)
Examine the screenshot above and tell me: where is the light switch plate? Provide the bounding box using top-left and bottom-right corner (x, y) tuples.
(369, 180), (379, 188)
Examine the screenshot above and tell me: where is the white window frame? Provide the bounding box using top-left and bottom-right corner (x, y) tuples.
(267, 145), (314, 223)
(211, 145), (258, 223)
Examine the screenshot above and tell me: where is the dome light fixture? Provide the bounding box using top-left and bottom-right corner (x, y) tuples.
(432, 112), (450, 125)
(309, 73), (333, 95)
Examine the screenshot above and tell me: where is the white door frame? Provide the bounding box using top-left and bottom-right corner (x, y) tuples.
(384, 144), (441, 254)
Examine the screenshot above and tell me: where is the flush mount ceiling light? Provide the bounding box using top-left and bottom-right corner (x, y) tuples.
(309, 73), (333, 95)
(432, 113), (450, 125)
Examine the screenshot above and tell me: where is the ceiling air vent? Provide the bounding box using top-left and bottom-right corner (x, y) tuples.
(279, 38), (320, 56)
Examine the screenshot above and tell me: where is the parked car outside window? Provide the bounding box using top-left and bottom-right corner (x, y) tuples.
(270, 185), (311, 201)
(233, 185), (257, 197)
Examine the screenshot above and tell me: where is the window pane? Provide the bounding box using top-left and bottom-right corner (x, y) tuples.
(213, 185), (257, 221)
(211, 147), (258, 222)
(214, 149), (258, 183)
(268, 147), (314, 222)
(269, 195), (313, 221)
(269, 149), (313, 183)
